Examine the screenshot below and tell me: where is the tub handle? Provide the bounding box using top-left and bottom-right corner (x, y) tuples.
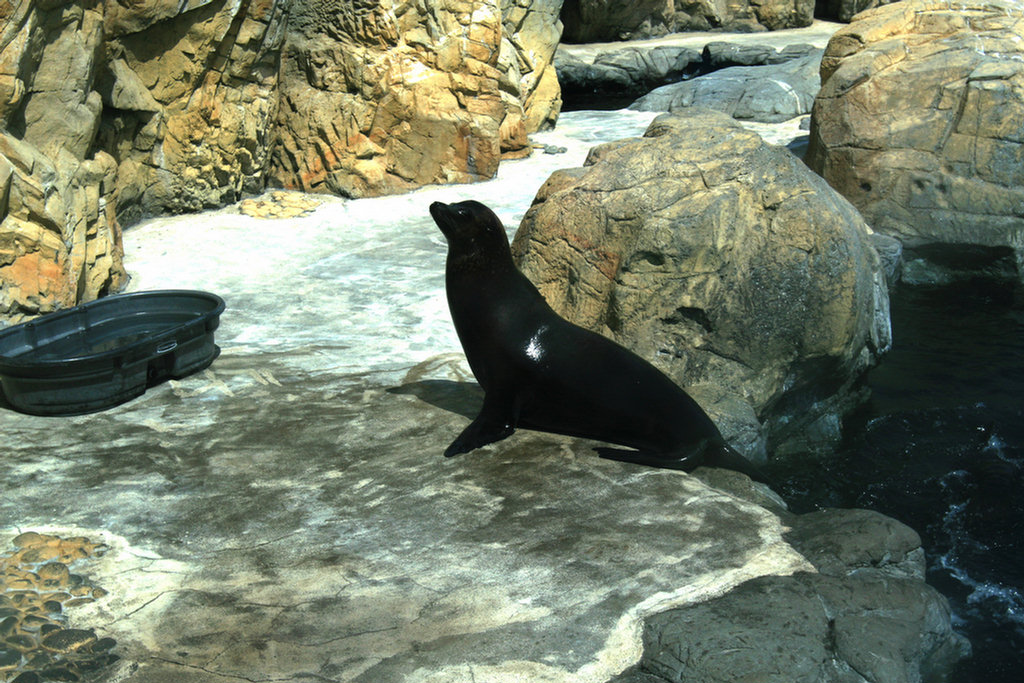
(156, 340), (178, 354)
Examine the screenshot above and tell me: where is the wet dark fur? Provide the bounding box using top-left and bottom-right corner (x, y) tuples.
(430, 200), (769, 484)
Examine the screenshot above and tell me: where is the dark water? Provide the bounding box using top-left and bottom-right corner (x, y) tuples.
(768, 279), (1024, 681)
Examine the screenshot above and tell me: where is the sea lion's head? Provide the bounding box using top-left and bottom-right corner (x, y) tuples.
(429, 201), (510, 256)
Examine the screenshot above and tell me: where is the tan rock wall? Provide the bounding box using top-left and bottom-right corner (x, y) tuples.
(270, 0), (507, 197)
(101, 0), (288, 221)
(1, 0), (562, 323)
(1, 2), (126, 323)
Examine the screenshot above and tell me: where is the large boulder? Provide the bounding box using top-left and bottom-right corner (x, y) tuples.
(1, 1), (126, 323)
(640, 508), (970, 683)
(631, 49), (823, 123)
(560, 0), (815, 41)
(805, 0), (1024, 276)
(511, 110), (891, 453)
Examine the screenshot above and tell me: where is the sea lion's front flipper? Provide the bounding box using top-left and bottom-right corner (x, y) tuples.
(443, 389), (518, 457)
(594, 447), (705, 471)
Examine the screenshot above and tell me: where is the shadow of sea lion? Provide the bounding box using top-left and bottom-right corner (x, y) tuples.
(388, 380), (482, 422)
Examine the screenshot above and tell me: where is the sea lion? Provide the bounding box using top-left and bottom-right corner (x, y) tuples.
(429, 199), (768, 484)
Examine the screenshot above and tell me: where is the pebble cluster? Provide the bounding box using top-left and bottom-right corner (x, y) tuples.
(238, 191), (322, 219)
(0, 533), (118, 683)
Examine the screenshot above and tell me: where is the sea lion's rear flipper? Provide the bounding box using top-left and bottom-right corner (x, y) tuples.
(705, 442), (774, 486)
(443, 389), (518, 457)
(597, 441), (773, 487)
(594, 447), (704, 471)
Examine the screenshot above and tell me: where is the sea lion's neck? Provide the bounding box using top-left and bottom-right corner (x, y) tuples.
(445, 243), (518, 280)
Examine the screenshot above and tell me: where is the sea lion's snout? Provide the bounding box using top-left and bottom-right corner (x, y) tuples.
(429, 201), (459, 238)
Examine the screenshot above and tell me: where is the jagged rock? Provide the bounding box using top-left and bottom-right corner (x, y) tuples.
(2, 0), (564, 325)
(100, 0), (288, 222)
(511, 110), (891, 453)
(631, 49), (823, 123)
(805, 0), (1024, 276)
(270, 0), (503, 197)
(0, 2), (126, 323)
(560, 0), (815, 41)
(271, 0), (561, 198)
(502, 0), (564, 133)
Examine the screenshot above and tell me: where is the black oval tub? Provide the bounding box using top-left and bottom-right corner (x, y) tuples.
(0, 290), (225, 416)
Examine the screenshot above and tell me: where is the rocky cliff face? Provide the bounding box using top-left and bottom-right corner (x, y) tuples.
(0, 0), (563, 323)
(1, 1), (126, 323)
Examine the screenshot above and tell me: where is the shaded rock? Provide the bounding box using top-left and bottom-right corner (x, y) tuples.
(640, 507), (969, 683)
(869, 231), (904, 287)
(702, 39), (819, 69)
(819, 0), (902, 23)
(561, 0), (815, 41)
(805, 0), (1024, 277)
(631, 49), (823, 122)
(511, 110), (891, 453)
(555, 44), (701, 103)
(557, 38), (823, 109)
(783, 507), (925, 579)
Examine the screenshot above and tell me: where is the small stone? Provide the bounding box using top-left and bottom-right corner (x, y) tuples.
(90, 588), (108, 599)
(12, 532), (48, 548)
(8, 593), (32, 607)
(16, 546), (59, 564)
(63, 598), (95, 608)
(0, 616), (17, 635)
(41, 628), (96, 653)
(37, 668), (79, 682)
(21, 614), (54, 632)
(12, 672), (41, 683)
(0, 646), (21, 668)
(43, 600), (63, 614)
(37, 562), (70, 586)
(89, 636), (116, 652)
(5, 633), (36, 651)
